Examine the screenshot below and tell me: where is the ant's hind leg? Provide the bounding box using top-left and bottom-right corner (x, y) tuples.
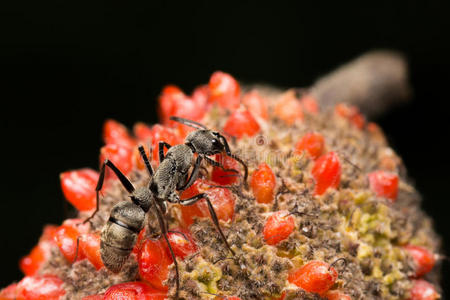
(83, 159), (136, 224)
(180, 193), (235, 256)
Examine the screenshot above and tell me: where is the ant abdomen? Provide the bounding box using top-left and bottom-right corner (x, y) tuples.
(100, 202), (145, 273)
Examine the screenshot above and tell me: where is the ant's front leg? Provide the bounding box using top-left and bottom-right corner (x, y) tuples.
(83, 159), (136, 224)
(180, 193), (235, 256)
(158, 141), (172, 163)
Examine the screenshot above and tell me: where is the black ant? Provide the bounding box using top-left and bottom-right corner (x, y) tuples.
(84, 117), (248, 298)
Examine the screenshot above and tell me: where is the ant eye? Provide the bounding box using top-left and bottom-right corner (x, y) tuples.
(211, 139), (218, 145)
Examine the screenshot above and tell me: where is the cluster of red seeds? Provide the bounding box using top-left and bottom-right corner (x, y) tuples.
(1, 71), (439, 299)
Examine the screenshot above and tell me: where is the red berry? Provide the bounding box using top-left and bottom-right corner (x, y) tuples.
(103, 119), (136, 149)
(242, 90), (269, 120)
(408, 280), (439, 300)
(263, 210), (295, 245)
(158, 84), (186, 125)
(60, 169), (99, 211)
(325, 290), (352, 300)
(166, 227), (197, 260)
(100, 144), (134, 177)
(0, 283), (18, 299)
(251, 163), (276, 204)
(208, 71), (241, 110)
(300, 94), (319, 114)
(180, 179), (235, 227)
(312, 152), (341, 196)
(367, 170), (399, 201)
(334, 103), (365, 129)
(288, 260), (338, 295)
(274, 90), (303, 125)
(211, 154), (241, 185)
(104, 281), (167, 300)
(138, 239), (173, 291)
(403, 245), (436, 278)
(54, 219), (89, 263)
(223, 107), (260, 139)
(40, 225), (59, 242)
(191, 85), (209, 109)
(150, 124), (180, 164)
(294, 132), (325, 160)
(79, 233), (104, 270)
(19, 241), (52, 276)
(133, 122), (154, 142)
(15, 275), (66, 300)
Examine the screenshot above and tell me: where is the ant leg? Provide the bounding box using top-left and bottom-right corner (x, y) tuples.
(158, 141), (172, 163)
(84, 159), (135, 224)
(138, 145), (153, 176)
(151, 199), (180, 298)
(177, 155), (203, 192)
(73, 235), (81, 263)
(203, 156), (238, 174)
(180, 193), (235, 256)
(215, 133), (248, 183)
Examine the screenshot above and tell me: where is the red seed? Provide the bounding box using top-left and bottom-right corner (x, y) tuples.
(19, 241), (53, 276)
(82, 295), (104, 300)
(211, 154), (240, 185)
(79, 233), (104, 270)
(158, 84), (186, 125)
(251, 163), (276, 204)
(133, 122), (154, 142)
(300, 94), (319, 114)
(180, 179), (235, 227)
(312, 152), (341, 196)
(334, 103), (365, 129)
(138, 239), (173, 291)
(150, 124), (180, 164)
(54, 219), (89, 263)
(60, 169), (99, 211)
(191, 85), (209, 109)
(209, 71), (241, 110)
(408, 280), (439, 300)
(288, 260), (338, 295)
(223, 108), (260, 139)
(103, 119), (136, 149)
(294, 132), (325, 160)
(104, 281), (167, 300)
(403, 245), (436, 278)
(242, 90), (269, 120)
(166, 227), (198, 260)
(15, 275), (66, 300)
(325, 290), (352, 300)
(367, 170), (399, 201)
(263, 211), (295, 245)
(100, 144), (134, 177)
(274, 90), (303, 125)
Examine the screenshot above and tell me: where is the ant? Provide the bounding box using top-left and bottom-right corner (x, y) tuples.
(84, 117), (248, 298)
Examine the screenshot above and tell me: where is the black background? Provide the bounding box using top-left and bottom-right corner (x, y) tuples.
(1, 0), (449, 297)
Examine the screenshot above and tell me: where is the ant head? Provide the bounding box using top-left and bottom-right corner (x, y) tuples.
(186, 130), (225, 155)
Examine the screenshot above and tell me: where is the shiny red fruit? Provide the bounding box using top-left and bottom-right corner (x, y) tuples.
(191, 85), (209, 109)
(166, 227), (197, 260)
(335, 103), (365, 129)
(79, 233), (104, 270)
(325, 290), (352, 300)
(312, 152), (341, 196)
(294, 132), (325, 160)
(300, 94), (319, 114)
(208, 71), (240, 110)
(158, 84), (186, 125)
(104, 281), (167, 300)
(223, 108), (260, 139)
(408, 280), (439, 300)
(180, 180), (235, 227)
(103, 119), (136, 149)
(211, 154), (241, 185)
(263, 210), (295, 245)
(288, 260), (338, 295)
(60, 169), (99, 211)
(133, 122), (154, 142)
(0, 283), (18, 299)
(19, 241), (53, 276)
(15, 275), (66, 300)
(242, 90), (269, 120)
(274, 90), (303, 125)
(150, 124), (180, 164)
(368, 170), (399, 201)
(138, 239), (173, 291)
(100, 144), (134, 177)
(82, 295), (104, 300)
(251, 163), (276, 204)
(403, 245), (436, 278)
(54, 219), (89, 263)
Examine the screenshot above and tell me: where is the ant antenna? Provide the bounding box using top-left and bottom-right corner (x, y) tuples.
(169, 116), (208, 130)
(329, 257), (348, 272)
